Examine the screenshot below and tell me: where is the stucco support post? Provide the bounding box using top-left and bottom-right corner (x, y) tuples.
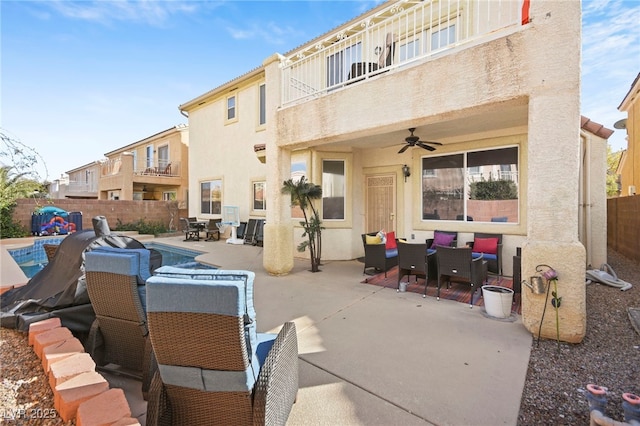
(262, 53), (294, 275)
(520, 0), (585, 343)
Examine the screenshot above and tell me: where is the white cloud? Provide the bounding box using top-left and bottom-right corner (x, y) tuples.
(43, 0), (201, 26)
(581, 0), (640, 151)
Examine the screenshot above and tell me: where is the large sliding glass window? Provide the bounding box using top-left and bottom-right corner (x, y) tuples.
(200, 180), (222, 215)
(422, 147), (519, 223)
(322, 160), (345, 220)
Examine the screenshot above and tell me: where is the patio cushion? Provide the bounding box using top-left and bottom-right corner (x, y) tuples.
(365, 234), (382, 244)
(473, 237), (499, 254)
(431, 232), (455, 249)
(85, 247), (151, 285)
(385, 231), (397, 249)
(155, 332), (277, 392)
(473, 252), (497, 261)
(146, 271), (258, 384)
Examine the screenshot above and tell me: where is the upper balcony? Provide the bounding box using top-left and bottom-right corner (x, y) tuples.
(280, 0), (525, 107)
(101, 158), (182, 179)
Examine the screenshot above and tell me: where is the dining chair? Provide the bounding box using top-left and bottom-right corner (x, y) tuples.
(145, 268), (299, 426)
(180, 217), (200, 241)
(396, 241), (429, 291)
(205, 218), (221, 241)
(434, 246), (488, 307)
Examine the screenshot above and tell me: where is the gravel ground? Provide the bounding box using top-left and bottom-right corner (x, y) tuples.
(518, 248), (640, 425)
(1, 248), (639, 425)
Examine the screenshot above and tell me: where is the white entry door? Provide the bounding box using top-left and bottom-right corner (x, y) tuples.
(365, 173), (397, 233)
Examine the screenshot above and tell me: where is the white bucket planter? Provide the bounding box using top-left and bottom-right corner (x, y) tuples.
(482, 285), (514, 319)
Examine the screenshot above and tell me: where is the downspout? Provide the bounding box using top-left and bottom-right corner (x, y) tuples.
(180, 109), (188, 118)
(580, 129), (592, 267)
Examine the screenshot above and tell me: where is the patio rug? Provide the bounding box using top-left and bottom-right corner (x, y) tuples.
(362, 266), (521, 315)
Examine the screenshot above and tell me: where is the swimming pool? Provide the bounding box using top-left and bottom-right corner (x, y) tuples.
(9, 240), (205, 279)
(8, 237), (66, 278)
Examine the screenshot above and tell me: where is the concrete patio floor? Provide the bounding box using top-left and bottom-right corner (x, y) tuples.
(2, 234), (533, 425)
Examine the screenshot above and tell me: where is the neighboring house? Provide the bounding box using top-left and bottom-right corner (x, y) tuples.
(49, 161), (101, 199)
(616, 73), (640, 197)
(181, 0), (598, 343)
(99, 125), (189, 202)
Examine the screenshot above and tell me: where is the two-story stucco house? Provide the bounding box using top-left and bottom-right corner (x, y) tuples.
(616, 73), (640, 197)
(180, 0), (606, 343)
(99, 125), (189, 203)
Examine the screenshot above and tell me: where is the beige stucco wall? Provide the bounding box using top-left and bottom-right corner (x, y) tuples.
(186, 74), (268, 223)
(187, 1), (586, 342)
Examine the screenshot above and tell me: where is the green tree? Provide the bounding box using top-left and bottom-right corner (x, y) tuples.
(1, 130), (49, 238)
(606, 145), (623, 197)
(281, 177), (324, 272)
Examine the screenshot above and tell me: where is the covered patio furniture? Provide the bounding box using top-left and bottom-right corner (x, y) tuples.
(180, 217), (200, 241)
(205, 218), (221, 241)
(145, 268), (299, 426)
(361, 232), (398, 278)
(467, 232), (503, 275)
(434, 246), (488, 307)
(397, 241), (430, 291)
(84, 246), (157, 398)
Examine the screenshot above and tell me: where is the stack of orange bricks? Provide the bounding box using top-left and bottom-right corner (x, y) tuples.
(28, 317), (141, 425)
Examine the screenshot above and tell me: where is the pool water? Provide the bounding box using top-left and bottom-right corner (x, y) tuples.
(9, 240), (204, 279)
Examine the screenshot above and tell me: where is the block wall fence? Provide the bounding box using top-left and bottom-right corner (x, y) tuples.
(607, 194), (640, 263)
(13, 198), (188, 233)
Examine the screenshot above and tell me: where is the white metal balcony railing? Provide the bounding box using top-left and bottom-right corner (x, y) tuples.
(281, 0), (523, 106)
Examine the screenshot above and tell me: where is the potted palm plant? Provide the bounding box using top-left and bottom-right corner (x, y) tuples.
(281, 177), (323, 272)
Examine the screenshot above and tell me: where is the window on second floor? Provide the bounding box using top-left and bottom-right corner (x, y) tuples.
(227, 95), (236, 121)
(326, 42), (362, 87)
(146, 145), (154, 168)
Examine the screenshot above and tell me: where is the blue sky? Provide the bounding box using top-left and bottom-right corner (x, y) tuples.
(2, 0), (639, 182)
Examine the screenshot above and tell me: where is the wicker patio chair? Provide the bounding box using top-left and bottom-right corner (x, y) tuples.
(145, 268), (299, 426)
(425, 230), (458, 280)
(434, 246), (488, 307)
(467, 232), (503, 276)
(43, 243), (59, 262)
(397, 241), (429, 291)
(361, 232), (398, 278)
(84, 247), (157, 399)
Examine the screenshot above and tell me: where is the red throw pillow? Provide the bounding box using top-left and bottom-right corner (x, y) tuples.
(473, 237), (498, 254)
(385, 231), (397, 249)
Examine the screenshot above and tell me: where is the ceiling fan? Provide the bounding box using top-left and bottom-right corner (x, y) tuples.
(398, 128), (443, 153)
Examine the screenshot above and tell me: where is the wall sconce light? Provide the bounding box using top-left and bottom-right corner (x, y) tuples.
(374, 46), (382, 55)
(402, 164), (411, 182)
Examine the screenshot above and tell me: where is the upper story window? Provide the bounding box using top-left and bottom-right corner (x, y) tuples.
(227, 95), (236, 121)
(157, 145), (169, 169)
(429, 21), (457, 52)
(322, 159), (345, 220)
(146, 145), (154, 168)
(327, 42), (362, 87)
(258, 83), (266, 126)
(422, 146), (519, 223)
